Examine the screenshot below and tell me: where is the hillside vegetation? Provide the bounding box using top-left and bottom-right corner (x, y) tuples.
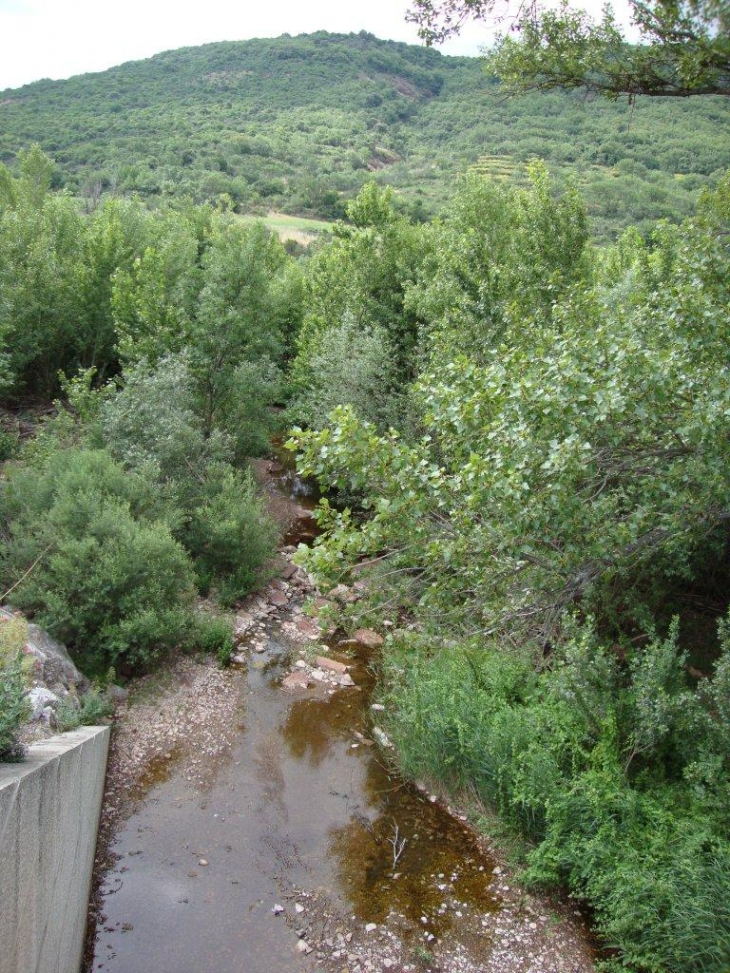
(1, 31), (729, 238)
(1, 27), (729, 970)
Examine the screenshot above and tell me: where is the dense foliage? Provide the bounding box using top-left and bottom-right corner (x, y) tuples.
(1, 33), (729, 239)
(0, 617), (31, 761)
(0, 153), (289, 675)
(289, 172), (730, 969)
(1, 55), (729, 961)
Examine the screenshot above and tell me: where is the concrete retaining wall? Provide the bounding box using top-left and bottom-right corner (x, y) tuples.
(0, 726), (110, 973)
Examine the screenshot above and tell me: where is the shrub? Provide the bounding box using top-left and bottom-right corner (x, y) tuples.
(213, 357), (282, 461)
(0, 657), (28, 761)
(288, 314), (404, 431)
(101, 356), (278, 599)
(378, 620), (730, 971)
(0, 616), (31, 761)
(192, 615), (236, 667)
(1, 447), (197, 675)
(185, 468), (277, 606)
(55, 686), (113, 732)
(101, 354), (232, 482)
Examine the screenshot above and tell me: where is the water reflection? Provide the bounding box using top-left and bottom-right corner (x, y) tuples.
(327, 748), (498, 938)
(280, 637), (498, 943)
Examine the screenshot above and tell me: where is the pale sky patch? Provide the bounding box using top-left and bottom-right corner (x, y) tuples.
(0, 0), (637, 91)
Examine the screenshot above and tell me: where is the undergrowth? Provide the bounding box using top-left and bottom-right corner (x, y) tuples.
(378, 621), (730, 972)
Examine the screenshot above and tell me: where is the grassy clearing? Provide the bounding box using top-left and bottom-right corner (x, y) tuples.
(240, 211), (334, 244)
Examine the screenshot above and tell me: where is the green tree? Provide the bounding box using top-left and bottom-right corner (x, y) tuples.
(292, 175), (730, 643)
(190, 219), (299, 452)
(407, 163), (588, 365)
(408, 0), (730, 98)
(290, 183), (429, 430)
(0, 153), (150, 397)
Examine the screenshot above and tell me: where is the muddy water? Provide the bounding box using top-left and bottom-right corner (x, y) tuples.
(88, 470), (500, 973)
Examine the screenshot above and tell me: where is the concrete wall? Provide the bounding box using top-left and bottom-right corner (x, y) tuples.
(0, 726), (110, 973)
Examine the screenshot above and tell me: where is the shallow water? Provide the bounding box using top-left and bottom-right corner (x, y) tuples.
(90, 634), (500, 973)
(88, 466), (501, 973)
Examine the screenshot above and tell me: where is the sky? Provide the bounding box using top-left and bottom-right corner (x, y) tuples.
(0, 0), (636, 92)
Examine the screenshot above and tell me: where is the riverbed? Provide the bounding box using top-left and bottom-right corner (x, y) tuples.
(84, 459), (596, 973)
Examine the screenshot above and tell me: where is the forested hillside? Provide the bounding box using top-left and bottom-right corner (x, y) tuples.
(1, 31), (729, 238)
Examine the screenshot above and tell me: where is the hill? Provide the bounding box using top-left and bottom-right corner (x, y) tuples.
(1, 31), (728, 238)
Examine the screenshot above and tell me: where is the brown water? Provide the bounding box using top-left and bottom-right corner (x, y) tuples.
(88, 467), (500, 973)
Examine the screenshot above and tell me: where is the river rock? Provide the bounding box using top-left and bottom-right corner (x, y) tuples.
(26, 622), (89, 693)
(233, 613), (254, 641)
(282, 670), (311, 691)
(295, 617), (321, 639)
(329, 584), (357, 604)
(315, 656), (348, 674)
(27, 686), (60, 720)
(353, 629), (384, 649)
(268, 590), (288, 608)
(282, 562), (298, 580)
(372, 727), (393, 749)
(107, 684), (129, 705)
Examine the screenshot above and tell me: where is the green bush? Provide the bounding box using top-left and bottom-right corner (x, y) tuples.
(101, 355), (232, 483)
(186, 468), (277, 606)
(192, 615), (236, 667)
(101, 356), (278, 601)
(0, 427), (19, 461)
(288, 314), (404, 431)
(378, 622), (730, 971)
(0, 617), (31, 761)
(1, 447), (196, 675)
(55, 686), (113, 732)
(0, 658), (28, 762)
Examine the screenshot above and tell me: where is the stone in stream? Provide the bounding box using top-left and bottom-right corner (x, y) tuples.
(282, 562), (298, 580)
(233, 612), (254, 642)
(315, 656), (348, 674)
(353, 628), (384, 649)
(372, 726), (394, 749)
(282, 670), (311, 691)
(268, 590), (288, 608)
(295, 617), (321, 639)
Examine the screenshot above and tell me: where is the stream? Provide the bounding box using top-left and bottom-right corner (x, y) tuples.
(85, 458), (594, 973)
